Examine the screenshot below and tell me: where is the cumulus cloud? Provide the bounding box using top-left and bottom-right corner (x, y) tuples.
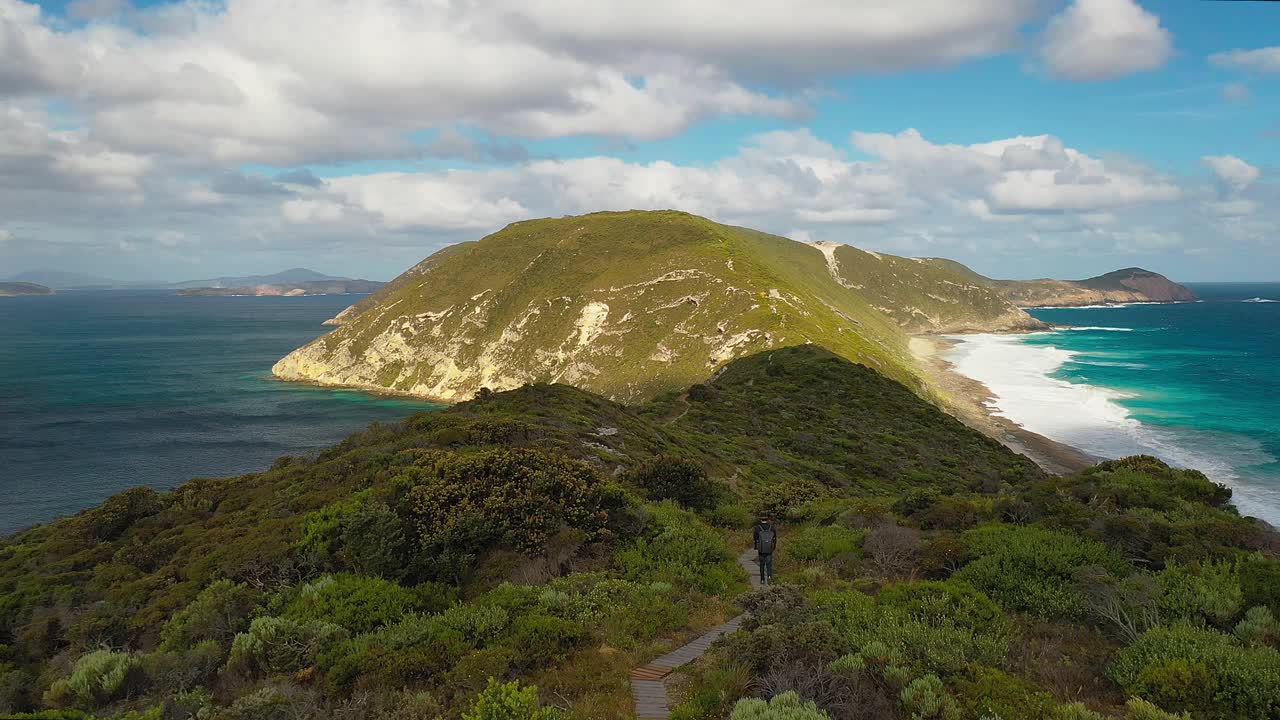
(0, 0), (1054, 167)
(1222, 83), (1250, 103)
(1203, 155), (1260, 195)
(1037, 0), (1173, 81)
(1210, 47), (1280, 74)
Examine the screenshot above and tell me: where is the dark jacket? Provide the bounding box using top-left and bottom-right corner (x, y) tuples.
(753, 522), (778, 555)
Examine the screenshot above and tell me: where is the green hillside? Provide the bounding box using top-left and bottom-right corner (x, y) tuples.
(3, 346), (1274, 720)
(274, 211), (1039, 403)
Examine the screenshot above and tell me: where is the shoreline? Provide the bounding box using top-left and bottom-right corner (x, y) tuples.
(911, 335), (1098, 476)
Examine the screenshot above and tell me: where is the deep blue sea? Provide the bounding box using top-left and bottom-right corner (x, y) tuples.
(0, 291), (439, 534)
(947, 283), (1280, 524)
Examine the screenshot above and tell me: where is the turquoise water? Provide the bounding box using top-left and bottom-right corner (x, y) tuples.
(950, 283), (1280, 524)
(0, 291), (440, 534)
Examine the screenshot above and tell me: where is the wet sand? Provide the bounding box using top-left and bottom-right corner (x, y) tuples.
(911, 336), (1097, 476)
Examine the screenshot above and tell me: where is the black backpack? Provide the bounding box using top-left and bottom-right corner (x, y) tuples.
(758, 525), (777, 555)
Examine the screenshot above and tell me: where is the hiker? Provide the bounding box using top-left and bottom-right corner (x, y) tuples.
(752, 514), (777, 585)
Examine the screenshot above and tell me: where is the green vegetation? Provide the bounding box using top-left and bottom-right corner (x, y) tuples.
(274, 210), (1041, 403)
(0, 282), (54, 297)
(2, 345), (1274, 719)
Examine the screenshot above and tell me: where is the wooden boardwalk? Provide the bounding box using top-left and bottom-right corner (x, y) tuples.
(629, 549), (762, 719)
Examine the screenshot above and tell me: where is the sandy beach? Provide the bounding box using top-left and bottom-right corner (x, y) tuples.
(911, 335), (1097, 476)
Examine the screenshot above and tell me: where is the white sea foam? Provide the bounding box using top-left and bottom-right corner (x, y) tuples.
(1243, 297), (1278, 303)
(945, 333), (1280, 524)
(1063, 326), (1134, 332)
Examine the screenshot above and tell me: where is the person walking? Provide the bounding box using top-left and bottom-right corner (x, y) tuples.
(752, 514), (778, 585)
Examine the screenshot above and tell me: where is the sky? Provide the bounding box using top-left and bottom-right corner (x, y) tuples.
(0, 0), (1277, 283)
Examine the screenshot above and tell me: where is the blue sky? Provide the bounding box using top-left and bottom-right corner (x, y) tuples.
(1, 0), (1277, 282)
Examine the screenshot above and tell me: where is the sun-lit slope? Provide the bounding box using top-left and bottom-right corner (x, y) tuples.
(916, 259), (1198, 308)
(818, 244), (1041, 333)
(275, 211), (1038, 402)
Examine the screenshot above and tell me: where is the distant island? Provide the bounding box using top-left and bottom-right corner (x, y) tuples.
(2, 267), (380, 292)
(178, 279), (385, 297)
(0, 282), (54, 297)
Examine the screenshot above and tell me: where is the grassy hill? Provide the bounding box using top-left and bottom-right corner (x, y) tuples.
(274, 211), (1039, 403)
(0, 282), (54, 297)
(2, 346), (1274, 720)
(917, 261), (1198, 308)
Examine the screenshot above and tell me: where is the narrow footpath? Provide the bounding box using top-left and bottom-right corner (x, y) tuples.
(629, 549), (762, 719)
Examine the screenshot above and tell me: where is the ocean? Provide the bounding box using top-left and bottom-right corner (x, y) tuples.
(946, 283), (1280, 525)
(0, 291), (440, 534)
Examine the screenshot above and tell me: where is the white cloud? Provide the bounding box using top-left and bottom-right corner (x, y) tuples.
(1210, 47), (1280, 74)
(1037, 0), (1173, 81)
(1203, 155), (1260, 194)
(1222, 83), (1250, 102)
(0, 0), (1052, 167)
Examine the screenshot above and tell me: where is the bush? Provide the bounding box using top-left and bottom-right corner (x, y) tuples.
(627, 456), (718, 510)
(505, 614), (584, 671)
(1235, 606), (1280, 646)
(225, 616), (347, 675)
(899, 674), (959, 719)
(1111, 623), (1280, 718)
(956, 524), (1129, 619)
(787, 526), (864, 563)
(1156, 561), (1242, 626)
(301, 496), (409, 577)
(281, 573), (422, 633)
(730, 691), (832, 720)
(817, 581), (1013, 676)
(79, 487), (163, 541)
(44, 649), (142, 707)
(161, 579), (260, 650)
(402, 449), (613, 578)
(461, 678), (567, 720)
(1240, 557), (1280, 617)
(613, 503), (737, 594)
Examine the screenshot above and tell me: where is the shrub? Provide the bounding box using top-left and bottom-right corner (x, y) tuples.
(956, 524), (1129, 619)
(505, 614), (584, 671)
(730, 691), (831, 720)
(1124, 697), (1192, 720)
(627, 456), (718, 510)
(1240, 557), (1280, 617)
(864, 523), (921, 578)
(461, 678), (567, 720)
(1156, 561), (1242, 626)
(708, 503), (755, 529)
(225, 616), (347, 675)
(787, 526), (864, 563)
(301, 497), (409, 577)
(899, 674), (959, 719)
(281, 573), (420, 633)
(217, 684), (321, 720)
(1235, 606), (1280, 646)
(160, 579), (260, 650)
(817, 581), (1013, 676)
(402, 449), (612, 578)
(79, 487), (163, 541)
(44, 649), (142, 707)
(319, 613), (468, 690)
(1111, 623), (1280, 718)
(613, 503), (737, 594)
(438, 603), (512, 645)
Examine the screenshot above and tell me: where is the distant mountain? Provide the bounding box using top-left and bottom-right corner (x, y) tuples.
(169, 268), (349, 290)
(0, 282), (54, 296)
(998, 267), (1197, 307)
(3, 269), (120, 289)
(274, 210), (1042, 403)
(177, 279), (384, 297)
